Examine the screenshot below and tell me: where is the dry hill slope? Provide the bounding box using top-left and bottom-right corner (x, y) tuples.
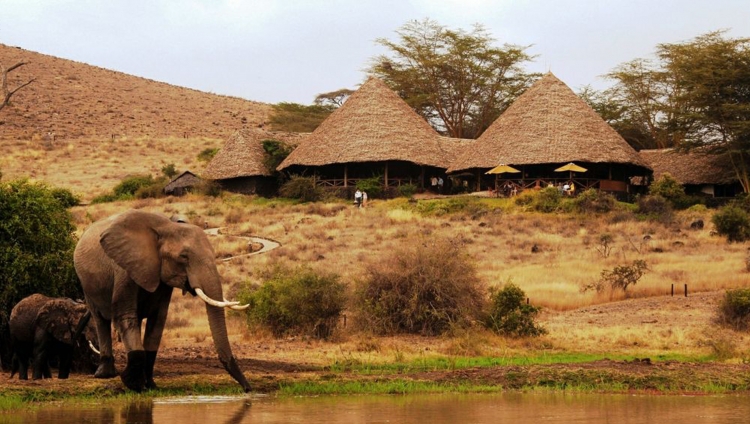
(0, 44), (272, 140)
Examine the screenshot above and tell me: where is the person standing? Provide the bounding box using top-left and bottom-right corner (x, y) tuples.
(354, 189), (363, 207)
(437, 177), (444, 194)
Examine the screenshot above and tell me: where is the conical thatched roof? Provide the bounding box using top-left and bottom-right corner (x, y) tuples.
(448, 72), (650, 173)
(639, 149), (737, 185)
(164, 171), (201, 192)
(277, 77), (451, 171)
(204, 128), (308, 179)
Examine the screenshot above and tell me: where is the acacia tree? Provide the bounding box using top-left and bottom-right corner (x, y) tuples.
(660, 32), (750, 192)
(591, 31), (750, 191)
(1, 61), (35, 112)
(314, 88), (354, 107)
(369, 19), (537, 139)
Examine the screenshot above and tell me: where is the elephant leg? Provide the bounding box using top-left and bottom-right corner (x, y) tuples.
(91, 313), (117, 378)
(57, 343), (74, 379)
(32, 330), (50, 380)
(116, 313), (147, 392)
(142, 286), (173, 390)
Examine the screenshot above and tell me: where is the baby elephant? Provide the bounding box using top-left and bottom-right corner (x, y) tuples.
(9, 293), (97, 380)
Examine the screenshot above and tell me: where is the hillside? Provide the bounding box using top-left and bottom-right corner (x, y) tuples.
(0, 44), (272, 140)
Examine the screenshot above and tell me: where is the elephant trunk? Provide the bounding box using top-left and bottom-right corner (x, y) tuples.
(73, 310), (92, 344)
(205, 302), (251, 392)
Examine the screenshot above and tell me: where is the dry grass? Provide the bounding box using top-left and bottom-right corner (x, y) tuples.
(67, 194), (750, 360)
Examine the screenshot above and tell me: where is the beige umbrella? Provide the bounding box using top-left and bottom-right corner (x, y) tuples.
(555, 162), (587, 179)
(485, 164), (521, 175)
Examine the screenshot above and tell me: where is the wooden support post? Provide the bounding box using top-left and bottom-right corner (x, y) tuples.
(344, 164), (348, 188)
(684, 284), (688, 297)
(671, 284), (674, 297)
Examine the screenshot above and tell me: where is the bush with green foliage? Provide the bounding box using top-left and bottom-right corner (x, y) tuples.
(353, 238), (486, 336)
(91, 174), (167, 203)
(717, 288), (750, 331)
(238, 265), (346, 339)
(513, 187), (561, 213)
(261, 139), (294, 173)
(712, 205), (750, 242)
(49, 187), (81, 208)
(161, 163), (178, 179)
(356, 176), (383, 198)
(484, 283), (546, 337)
(0, 179), (82, 369)
(197, 148), (220, 162)
(636, 194), (673, 222)
(534, 186), (562, 212)
(279, 175), (324, 202)
(397, 183), (418, 198)
(575, 189), (616, 214)
(269, 102), (336, 132)
(582, 260), (648, 294)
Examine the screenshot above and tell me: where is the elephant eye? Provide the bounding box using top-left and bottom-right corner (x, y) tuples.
(178, 252), (189, 262)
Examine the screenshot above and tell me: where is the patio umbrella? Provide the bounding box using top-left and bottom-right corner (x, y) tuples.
(485, 164), (521, 175)
(554, 162), (587, 179)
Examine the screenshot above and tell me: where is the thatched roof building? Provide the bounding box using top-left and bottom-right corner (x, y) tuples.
(448, 73), (651, 192)
(277, 77), (457, 190)
(204, 128), (307, 195)
(639, 149), (741, 197)
(164, 171), (201, 196)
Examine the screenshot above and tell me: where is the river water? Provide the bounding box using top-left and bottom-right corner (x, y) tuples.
(8, 392), (749, 423)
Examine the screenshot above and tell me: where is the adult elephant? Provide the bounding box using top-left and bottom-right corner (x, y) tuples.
(9, 293), (97, 380)
(73, 210), (251, 392)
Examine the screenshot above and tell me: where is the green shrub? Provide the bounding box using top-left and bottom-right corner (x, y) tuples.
(195, 180), (222, 197)
(356, 176), (383, 198)
(353, 238), (486, 336)
(712, 206), (750, 242)
(197, 147), (220, 162)
(261, 139), (294, 173)
(575, 189), (616, 214)
(534, 186), (562, 212)
(114, 174), (157, 197)
(49, 187), (81, 208)
(414, 197), (489, 217)
(582, 260), (648, 294)
(484, 283), (546, 337)
(238, 265), (346, 339)
(397, 183), (418, 198)
(279, 175), (324, 202)
(636, 194), (673, 222)
(513, 190), (536, 207)
(717, 288), (750, 331)
(161, 163), (178, 179)
(0, 179), (82, 368)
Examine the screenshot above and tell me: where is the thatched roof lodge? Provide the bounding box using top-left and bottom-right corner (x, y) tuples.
(448, 73), (651, 194)
(277, 77), (459, 193)
(164, 171), (201, 196)
(639, 149), (741, 197)
(204, 128), (307, 195)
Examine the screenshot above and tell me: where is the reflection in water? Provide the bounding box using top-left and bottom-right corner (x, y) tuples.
(10, 392), (750, 424)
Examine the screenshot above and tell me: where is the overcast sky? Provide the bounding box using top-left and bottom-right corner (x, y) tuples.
(2, 0), (748, 104)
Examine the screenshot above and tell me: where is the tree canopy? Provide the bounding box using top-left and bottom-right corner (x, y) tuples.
(586, 31), (750, 191)
(369, 19), (537, 139)
(0, 179), (81, 369)
(268, 102), (336, 133)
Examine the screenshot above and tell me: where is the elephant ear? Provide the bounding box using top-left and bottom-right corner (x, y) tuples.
(37, 299), (76, 345)
(100, 210), (168, 293)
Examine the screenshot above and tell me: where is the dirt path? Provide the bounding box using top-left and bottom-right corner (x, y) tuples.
(204, 227), (281, 261)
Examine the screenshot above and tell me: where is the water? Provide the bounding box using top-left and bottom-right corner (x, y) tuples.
(6, 392), (749, 424)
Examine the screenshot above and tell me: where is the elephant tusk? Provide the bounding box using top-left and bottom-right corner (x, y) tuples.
(228, 303), (250, 311)
(89, 340), (101, 355)
(195, 288), (240, 308)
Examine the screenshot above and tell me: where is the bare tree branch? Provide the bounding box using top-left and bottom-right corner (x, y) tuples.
(1, 61), (36, 112)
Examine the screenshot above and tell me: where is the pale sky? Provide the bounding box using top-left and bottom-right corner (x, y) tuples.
(1, 0), (748, 104)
